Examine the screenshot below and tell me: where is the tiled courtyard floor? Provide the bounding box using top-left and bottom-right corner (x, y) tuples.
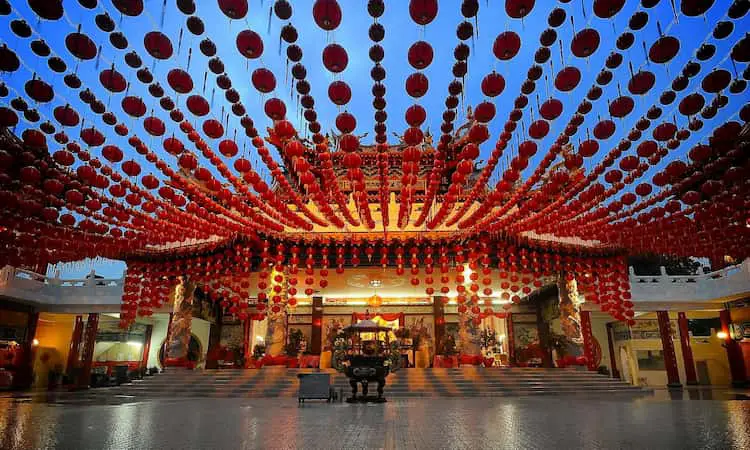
(1, 395), (749, 449)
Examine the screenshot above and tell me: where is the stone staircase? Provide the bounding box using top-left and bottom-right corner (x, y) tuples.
(99, 367), (649, 398)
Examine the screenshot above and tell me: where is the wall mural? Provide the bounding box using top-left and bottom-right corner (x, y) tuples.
(514, 322), (542, 364)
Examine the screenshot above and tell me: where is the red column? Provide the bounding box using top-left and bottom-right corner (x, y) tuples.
(677, 312), (698, 385)
(243, 319), (252, 366)
(13, 312), (39, 389)
(76, 313), (99, 389)
(65, 315), (84, 376)
(310, 296), (323, 354)
(656, 310), (682, 388)
(606, 323), (621, 379)
(140, 324), (153, 374)
(506, 313), (515, 366)
(433, 297), (446, 354)
(720, 310), (748, 387)
(580, 311), (596, 371)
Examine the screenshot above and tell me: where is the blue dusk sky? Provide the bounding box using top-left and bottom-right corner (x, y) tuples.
(0, 1), (748, 278)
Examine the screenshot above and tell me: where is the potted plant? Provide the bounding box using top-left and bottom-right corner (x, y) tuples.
(285, 329), (304, 367)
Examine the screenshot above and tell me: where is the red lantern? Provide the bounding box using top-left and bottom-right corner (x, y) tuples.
(405, 73), (429, 98)
(236, 29), (264, 59)
(409, 0), (438, 25)
(493, 31), (521, 60)
(322, 44), (348, 73)
(408, 41), (434, 69)
(251, 68), (276, 93)
(328, 81), (352, 105)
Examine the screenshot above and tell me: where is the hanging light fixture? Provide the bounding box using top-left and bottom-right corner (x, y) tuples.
(368, 279), (383, 308)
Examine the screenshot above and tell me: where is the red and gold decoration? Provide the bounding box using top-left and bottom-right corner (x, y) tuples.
(0, 1), (748, 330)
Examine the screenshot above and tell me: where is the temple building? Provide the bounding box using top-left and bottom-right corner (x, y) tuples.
(0, 0), (749, 400)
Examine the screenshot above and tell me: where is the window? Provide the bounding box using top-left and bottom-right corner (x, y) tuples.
(636, 350), (665, 370)
(688, 318), (721, 337)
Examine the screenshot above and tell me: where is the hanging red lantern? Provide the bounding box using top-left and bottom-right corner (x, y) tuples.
(405, 73), (429, 98)
(186, 95), (210, 117)
(336, 112), (357, 133)
(609, 96), (634, 118)
(322, 44), (348, 73)
(555, 67), (581, 91)
(409, 0), (438, 25)
(313, 0), (342, 30)
(122, 96), (147, 118)
(66, 31), (97, 60)
(571, 28), (600, 58)
(143, 116), (166, 137)
(113, 0), (143, 16)
(408, 41), (434, 69)
(506, 0), (535, 18)
(102, 145), (124, 163)
(81, 127), (105, 147)
(264, 98), (286, 120)
(122, 160), (142, 177)
(218, 0), (248, 20)
(628, 70), (655, 95)
(236, 30), (264, 59)
(328, 81), (352, 105)
(144, 31), (173, 60)
(167, 69), (193, 94)
(493, 31), (521, 60)
(203, 120), (224, 139)
(405, 105), (426, 127)
(53, 105), (80, 127)
(649, 35), (680, 64)
(251, 68), (276, 93)
(219, 140), (238, 158)
(481, 72), (505, 97)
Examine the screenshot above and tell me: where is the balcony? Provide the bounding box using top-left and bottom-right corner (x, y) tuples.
(1, 259), (749, 313)
(626, 259), (750, 310)
(0, 266), (124, 312)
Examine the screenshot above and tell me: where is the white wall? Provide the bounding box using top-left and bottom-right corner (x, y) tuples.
(191, 317), (211, 367)
(146, 315), (169, 369)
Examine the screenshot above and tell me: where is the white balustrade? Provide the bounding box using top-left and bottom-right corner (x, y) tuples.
(0, 265), (125, 308)
(1, 259), (749, 309)
(628, 259), (750, 304)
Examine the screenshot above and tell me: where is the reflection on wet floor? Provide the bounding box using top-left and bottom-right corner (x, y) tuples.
(647, 386), (750, 401)
(1, 396), (749, 450)
(1, 385), (749, 405)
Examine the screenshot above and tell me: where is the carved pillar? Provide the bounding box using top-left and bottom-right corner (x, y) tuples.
(165, 278), (195, 367)
(656, 311), (682, 388)
(76, 313), (99, 389)
(558, 275), (583, 344)
(606, 323), (621, 379)
(677, 312), (698, 385)
(720, 309), (748, 387)
(433, 296), (446, 354)
(65, 315), (84, 376)
(580, 311), (596, 371)
(310, 296), (323, 354)
(506, 313), (516, 365)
